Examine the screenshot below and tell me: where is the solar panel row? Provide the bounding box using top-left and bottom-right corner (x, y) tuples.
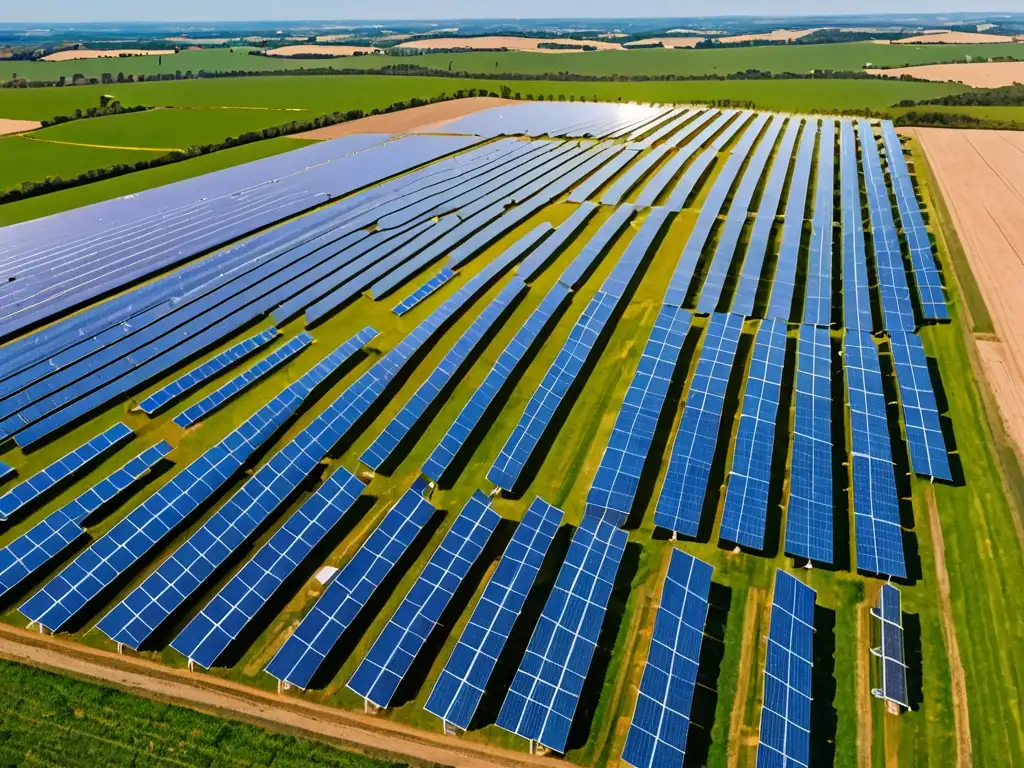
(170, 467), (367, 669)
(622, 549), (713, 768)
(840, 121), (874, 333)
(173, 332), (313, 428)
(870, 583), (909, 708)
(601, 146), (672, 206)
(633, 110), (726, 208)
(0, 463), (12, 483)
(0, 441), (172, 599)
(392, 268), (456, 317)
(557, 205), (635, 290)
(655, 313), (745, 536)
(138, 327), (279, 415)
(634, 108), (701, 149)
(425, 497), (564, 730)
(567, 146), (639, 204)
(97, 328), (378, 649)
(0, 422), (133, 522)
(719, 318), (788, 551)
(495, 514), (627, 754)
(516, 203), (599, 283)
(801, 120), (837, 327)
(264, 484), (436, 690)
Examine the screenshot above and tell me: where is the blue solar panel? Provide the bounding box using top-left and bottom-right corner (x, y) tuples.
(888, 332), (951, 481)
(880, 121), (948, 321)
(170, 467), (366, 668)
(655, 313), (745, 537)
(697, 115), (787, 314)
(663, 111), (756, 213)
(801, 120), (836, 327)
(765, 120), (818, 322)
(586, 305), (693, 527)
(567, 147), (641, 204)
(621, 549), (713, 768)
(732, 118), (804, 318)
(362, 279), (526, 471)
(633, 110), (724, 208)
(844, 331), (906, 579)
(635, 108), (702, 149)
(495, 514), (627, 754)
(138, 328), (279, 415)
(173, 332), (313, 428)
(719, 318), (788, 551)
(422, 282), (571, 484)
(0, 422), (133, 522)
(558, 205), (635, 290)
(858, 120), (916, 334)
(840, 121), (874, 332)
(785, 325), (834, 564)
(96, 328), (377, 649)
(0, 463), (12, 483)
(424, 497), (563, 730)
(601, 146), (672, 206)
(516, 203), (599, 283)
(488, 208), (670, 492)
(392, 268), (456, 317)
(264, 485), (436, 690)
(0, 442), (172, 600)
(348, 491), (501, 708)
(756, 571), (816, 768)
(870, 584), (909, 708)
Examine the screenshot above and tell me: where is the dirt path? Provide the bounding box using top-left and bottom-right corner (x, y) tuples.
(0, 624), (557, 768)
(19, 135), (175, 153)
(925, 487), (974, 767)
(726, 587), (763, 768)
(855, 608), (873, 768)
(0, 118), (41, 137)
(294, 97), (514, 140)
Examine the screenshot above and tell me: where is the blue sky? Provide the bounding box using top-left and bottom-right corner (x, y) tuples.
(6, 1), (1018, 23)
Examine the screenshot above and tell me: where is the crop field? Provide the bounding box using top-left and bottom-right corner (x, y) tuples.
(0, 134), (162, 192)
(0, 102), (1021, 768)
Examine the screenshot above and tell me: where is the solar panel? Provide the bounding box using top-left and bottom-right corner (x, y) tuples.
(840, 121), (873, 332)
(97, 328), (377, 649)
(348, 491), (501, 708)
(765, 119), (818, 322)
(663, 111), (757, 213)
(0, 441), (172, 600)
(362, 278), (526, 471)
(558, 205), (635, 290)
(655, 313), (745, 537)
(621, 549), (713, 768)
(844, 331), (906, 579)
(880, 121), (948, 321)
(495, 514), (627, 754)
(586, 305), (693, 526)
(137, 327), (279, 415)
(785, 325), (834, 564)
(870, 584), (909, 708)
(264, 485), (436, 690)
(732, 118), (804, 318)
(424, 497), (564, 730)
(516, 203), (599, 282)
(0, 422), (133, 522)
(633, 110), (725, 208)
(392, 268), (456, 317)
(800, 120), (836, 327)
(0, 463), (12, 483)
(696, 114), (787, 314)
(719, 318), (788, 551)
(635, 108), (702, 149)
(756, 571), (816, 768)
(601, 146), (672, 206)
(888, 332), (952, 481)
(170, 467), (367, 669)
(173, 332), (313, 428)
(567, 146), (639, 204)
(858, 120), (916, 334)
(488, 208), (670, 492)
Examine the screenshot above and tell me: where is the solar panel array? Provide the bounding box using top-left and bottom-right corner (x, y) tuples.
(348, 491), (500, 708)
(0, 422), (133, 522)
(138, 327), (279, 415)
(392, 268), (456, 317)
(844, 331), (906, 579)
(786, 325), (834, 564)
(870, 584), (909, 708)
(425, 497), (563, 730)
(633, 110), (725, 208)
(888, 332), (952, 481)
(516, 203), (599, 282)
(756, 571), (816, 768)
(719, 319), (788, 551)
(496, 514), (627, 754)
(264, 485), (436, 690)
(655, 313), (745, 537)
(173, 332), (313, 428)
(801, 120), (836, 327)
(622, 549), (713, 768)
(170, 467), (367, 668)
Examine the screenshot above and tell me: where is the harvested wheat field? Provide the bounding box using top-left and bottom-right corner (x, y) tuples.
(916, 128), (1024, 455)
(0, 118), (41, 136)
(293, 96), (513, 139)
(265, 45), (379, 57)
(42, 48), (175, 61)
(624, 37), (704, 48)
(893, 30), (1020, 44)
(718, 28), (824, 43)
(868, 61), (1024, 88)
(396, 36), (623, 52)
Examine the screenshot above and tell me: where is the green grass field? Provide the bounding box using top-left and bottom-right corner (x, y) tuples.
(2, 41), (1022, 81)
(0, 119), (1022, 768)
(0, 134), (162, 192)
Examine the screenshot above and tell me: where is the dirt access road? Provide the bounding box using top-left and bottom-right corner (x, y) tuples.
(0, 624), (558, 768)
(915, 128), (1024, 460)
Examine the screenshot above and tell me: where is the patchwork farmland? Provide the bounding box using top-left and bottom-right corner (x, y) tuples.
(0, 100), (1021, 768)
